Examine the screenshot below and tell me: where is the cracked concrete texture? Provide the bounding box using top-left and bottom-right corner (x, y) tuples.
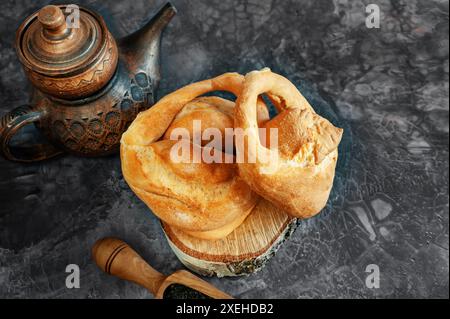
(0, 0), (448, 298)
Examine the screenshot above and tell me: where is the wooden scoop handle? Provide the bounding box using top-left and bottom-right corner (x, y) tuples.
(92, 237), (166, 296)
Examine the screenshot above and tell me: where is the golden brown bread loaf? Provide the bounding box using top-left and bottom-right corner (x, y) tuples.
(121, 69), (343, 240)
(234, 68), (343, 218)
(120, 73), (268, 240)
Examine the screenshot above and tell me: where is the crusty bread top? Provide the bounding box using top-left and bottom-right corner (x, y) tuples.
(264, 107), (343, 165)
(120, 74), (262, 236)
(121, 69), (344, 232)
(234, 68), (343, 218)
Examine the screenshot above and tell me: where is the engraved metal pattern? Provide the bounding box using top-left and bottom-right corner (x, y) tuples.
(49, 72), (153, 155)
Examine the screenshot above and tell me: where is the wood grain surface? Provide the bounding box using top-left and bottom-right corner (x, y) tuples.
(163, 199), (298, 277)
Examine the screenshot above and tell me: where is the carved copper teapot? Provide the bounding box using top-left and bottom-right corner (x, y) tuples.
(0, 3), (176, 162)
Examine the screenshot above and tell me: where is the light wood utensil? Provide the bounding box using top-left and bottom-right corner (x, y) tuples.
(92, 237), (233, 299)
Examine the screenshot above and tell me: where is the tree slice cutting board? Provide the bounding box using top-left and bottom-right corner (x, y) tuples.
(162, 199), (298, 277)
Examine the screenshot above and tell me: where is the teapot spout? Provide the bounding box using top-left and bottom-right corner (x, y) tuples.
(119, 2), (176, 83)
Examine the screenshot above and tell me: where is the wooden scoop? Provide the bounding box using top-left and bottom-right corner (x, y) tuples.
(92, 237), (233, 299)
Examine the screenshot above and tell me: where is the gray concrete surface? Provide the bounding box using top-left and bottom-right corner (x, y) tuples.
(0, 0), (448, 298)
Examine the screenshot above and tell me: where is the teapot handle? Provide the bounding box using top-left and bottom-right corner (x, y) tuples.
(0, 105), (63, 162)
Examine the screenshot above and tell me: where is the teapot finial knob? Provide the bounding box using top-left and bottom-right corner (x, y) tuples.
(38, 5), (67, 37)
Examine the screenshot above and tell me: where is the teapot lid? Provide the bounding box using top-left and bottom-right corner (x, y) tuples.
(16, 5), (109, 76)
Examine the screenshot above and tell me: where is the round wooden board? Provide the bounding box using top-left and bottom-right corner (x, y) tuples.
(162, 199), (298, 277)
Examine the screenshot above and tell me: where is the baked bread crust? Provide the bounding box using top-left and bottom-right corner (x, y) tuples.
(121, 73), (267, 239)
(121, 69), (343, 240)
(234, 68), (343, 218)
